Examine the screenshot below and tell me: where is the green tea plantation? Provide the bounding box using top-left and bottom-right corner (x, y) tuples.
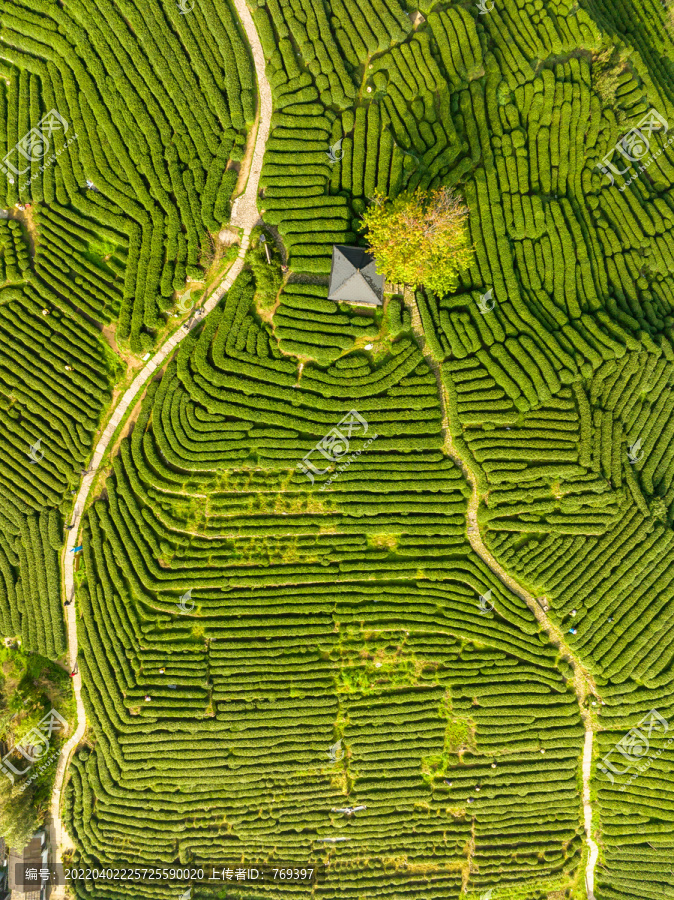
(0, 0), (671, 898)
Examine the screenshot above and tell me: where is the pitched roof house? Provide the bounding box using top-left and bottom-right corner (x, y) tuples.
(328, 246), (384, 307)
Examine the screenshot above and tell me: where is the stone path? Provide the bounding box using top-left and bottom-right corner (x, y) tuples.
(583, 730), (599, 900)
(230, 0), (272, 235)
(48, 1), (272, 884)
(407, 292), (601, 897)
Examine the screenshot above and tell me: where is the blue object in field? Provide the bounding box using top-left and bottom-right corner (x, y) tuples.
(569, 627), (577, 634)
(71, 545), (83, 553)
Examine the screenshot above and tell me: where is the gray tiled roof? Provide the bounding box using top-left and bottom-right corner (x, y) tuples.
(8, 836), (43, 893)
(328, 246), (384, 306)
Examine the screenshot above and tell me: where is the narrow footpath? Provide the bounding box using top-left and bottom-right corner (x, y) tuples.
(407, 294), (600, 899)
(48, 0), (272, 884)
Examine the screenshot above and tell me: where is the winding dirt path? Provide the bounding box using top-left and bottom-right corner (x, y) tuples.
(407, 293), (601, 898)
(48, 1), (272, 886)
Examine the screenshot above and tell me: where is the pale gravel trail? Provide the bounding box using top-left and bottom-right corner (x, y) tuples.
(408, 293), (601, 898)
(583, 731), (599, 900)
(48, 2), (272, 887)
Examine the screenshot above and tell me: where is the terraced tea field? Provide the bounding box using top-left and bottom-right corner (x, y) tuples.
(0, 0), (673, 897)
(64, 272), (591, 897)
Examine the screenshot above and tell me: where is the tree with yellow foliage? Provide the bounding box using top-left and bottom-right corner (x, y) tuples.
(360, 187), (474, 295)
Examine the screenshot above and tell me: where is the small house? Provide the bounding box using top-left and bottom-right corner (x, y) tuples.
(328, 245), (384, 307)
(7, 830), (47, 899)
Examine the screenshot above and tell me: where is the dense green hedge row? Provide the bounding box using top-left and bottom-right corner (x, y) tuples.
(256, 0), (477, 273)
(33, 203), (127, 323)
(0, 218), (30, 284)
(35, 0), (674, 893)
(0, 6), (244, 696)
(0, 215), (117, 664)
(0, 273), (115, 549)
(65, 263), (584, 894)
(0, 507), (65, 656)
(0, 0), (254, 348)
(0, 0), (262, 671)
(282, 0), (674, 893)
(259, 98), (352, 269)
(272, 283), (379, 365)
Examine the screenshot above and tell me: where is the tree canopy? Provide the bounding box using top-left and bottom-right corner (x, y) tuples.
(360, 187), (474, 295)
(0, 648), (74, 850)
